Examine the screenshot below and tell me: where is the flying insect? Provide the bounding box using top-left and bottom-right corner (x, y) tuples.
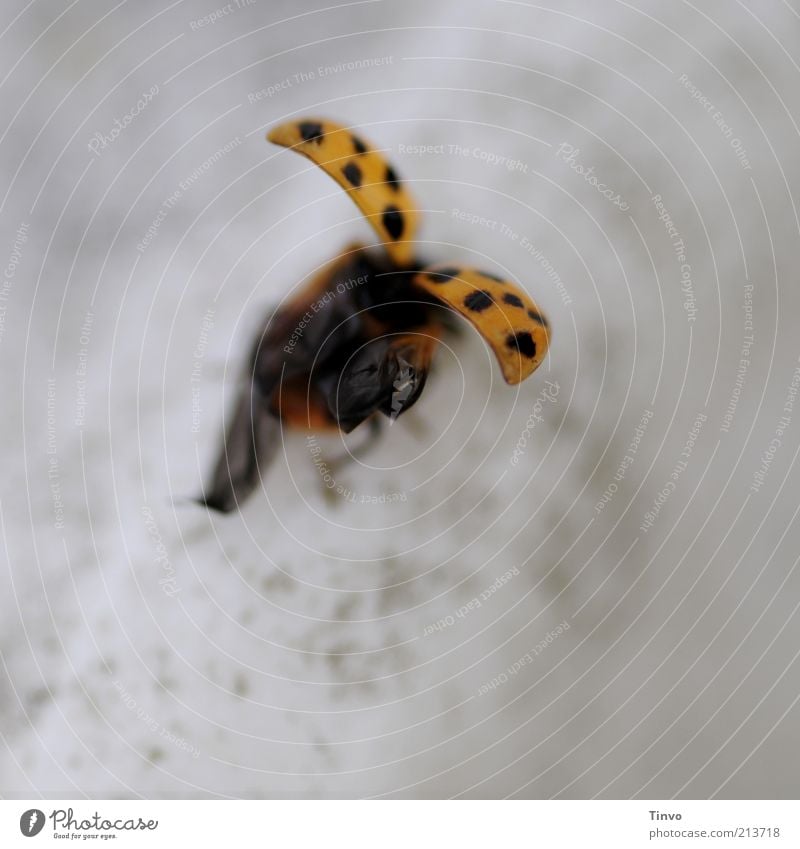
(200, 118), (550, 512)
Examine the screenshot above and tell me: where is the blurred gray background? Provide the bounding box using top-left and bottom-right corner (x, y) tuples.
(2, 0), (800, 798)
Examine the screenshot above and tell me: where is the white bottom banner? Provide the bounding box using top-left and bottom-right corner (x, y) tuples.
(1, 800), (796, 848)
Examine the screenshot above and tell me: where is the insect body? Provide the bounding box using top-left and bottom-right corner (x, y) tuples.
(200, 119), (550, 512)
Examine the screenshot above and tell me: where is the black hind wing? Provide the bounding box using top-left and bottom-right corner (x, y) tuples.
(198, 381), (279, 513)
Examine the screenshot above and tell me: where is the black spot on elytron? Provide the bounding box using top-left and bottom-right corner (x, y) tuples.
(507, 331), (537, 359)
(342, 162), (362, 187)
(464, 290), (494, 312)
(385, 164), (400, 190)
(298, 121), (324, 143)
(527, 308), (549, 327)
(480, 270), (506, 283)
(426, 266), (460, 282)
(382, 206), (404, 239)
(351, 134), (368, 154)
(503, 293), (524, 308)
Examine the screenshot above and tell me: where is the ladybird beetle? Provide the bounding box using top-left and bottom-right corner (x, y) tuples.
(199, 118), (550, 512)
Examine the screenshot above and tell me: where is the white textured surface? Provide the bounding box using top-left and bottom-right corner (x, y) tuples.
(2, 0), (800, 798)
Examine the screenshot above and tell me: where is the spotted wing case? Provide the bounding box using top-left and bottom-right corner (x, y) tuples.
(267, 119), (418, 265)
(412, 266), (550, 384)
